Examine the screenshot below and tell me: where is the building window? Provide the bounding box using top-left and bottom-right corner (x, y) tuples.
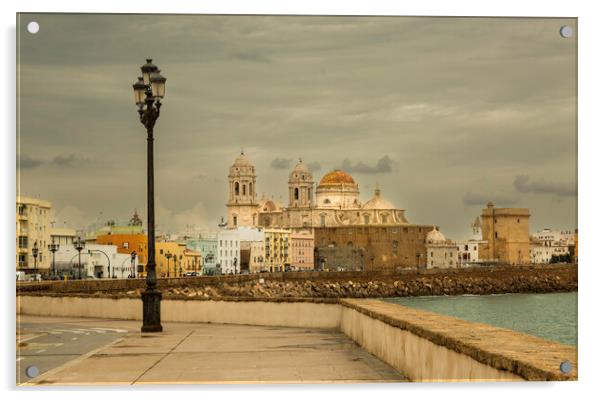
(233, 216), (238, 226)
(294, 188), (299, 200)
(320, 215), (326, 227)
(123, 242), (129, 249)
(235, 182), (240, 195)
(242, 184), (246, 195)
(364, 215), (370, 224)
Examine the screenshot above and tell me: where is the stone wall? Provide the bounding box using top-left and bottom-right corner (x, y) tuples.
(17, 264), (577, 299)
(314, 225), (431, 271)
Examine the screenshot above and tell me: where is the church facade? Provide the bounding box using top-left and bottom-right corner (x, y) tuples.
(226, 153), (411, 230)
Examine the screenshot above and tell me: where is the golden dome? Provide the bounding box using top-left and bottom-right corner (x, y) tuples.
(318, 170), (356, 186)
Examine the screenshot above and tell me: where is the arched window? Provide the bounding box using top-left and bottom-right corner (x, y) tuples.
(294, 188), (299, 200)
(233, 215), (238, 226)
(364, 214), (370, 224)
(249, 182), (253, 196)
(234, 182), (240, 195)
(242, 184), (246, 195)
(323, 198), (331, 204)
(347, 241), (353, 247)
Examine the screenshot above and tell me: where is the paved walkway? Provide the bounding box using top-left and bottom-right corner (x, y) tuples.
(19, 316), (406, 385)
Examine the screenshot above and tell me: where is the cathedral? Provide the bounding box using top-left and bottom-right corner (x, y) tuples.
(226, 152), (410, 230)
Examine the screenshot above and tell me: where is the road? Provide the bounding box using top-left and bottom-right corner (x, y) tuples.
(16, 318), (129, 384)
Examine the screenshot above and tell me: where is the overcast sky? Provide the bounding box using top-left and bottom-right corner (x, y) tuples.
(17, 14), (577, 239)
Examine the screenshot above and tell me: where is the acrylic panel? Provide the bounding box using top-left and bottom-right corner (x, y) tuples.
(16, 13), (577, 385)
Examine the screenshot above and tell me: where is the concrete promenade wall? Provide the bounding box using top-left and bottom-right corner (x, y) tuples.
(17, 295), (576, 382)
(17, 296), (341, 329)
(339, 299), (576, 382)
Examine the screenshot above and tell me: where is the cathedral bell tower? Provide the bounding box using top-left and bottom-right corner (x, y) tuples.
(288, 158), (314, 209)
(226, 151), (258, 227)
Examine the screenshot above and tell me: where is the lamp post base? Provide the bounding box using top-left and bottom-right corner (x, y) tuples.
(141, 289), (163, 333)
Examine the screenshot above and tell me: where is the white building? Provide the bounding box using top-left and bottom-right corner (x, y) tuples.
(16, 196), (52, 273)
(425, 227), (459, 269)
(53, 243), (137, 279)
(456, 216), (487, 267)
(530, 228), (571, 264)
(217, 229), (241, 274)
(50, 226), (77, 246)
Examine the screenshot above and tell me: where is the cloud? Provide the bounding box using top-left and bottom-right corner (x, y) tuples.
(19, 155), (44, 169)
(307, 162), (321, 172)
(51, 154), (88, 168)
(53, 205), (88, 230)
(340, 155), (393, 174)
(270, 157), (293, 169)
(231, 51), (271, 63)
(513, 175), (576, 197)
(463, 190), (520, 206)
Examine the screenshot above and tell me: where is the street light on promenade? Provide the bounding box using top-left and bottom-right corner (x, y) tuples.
(130, 251), (137, 278)
(48, 239), (59, 277)
(73, 237), (86, 279)
(32, 241), (39, 279)
(165, 251), (172, 278)
(133, 58), (167, 333)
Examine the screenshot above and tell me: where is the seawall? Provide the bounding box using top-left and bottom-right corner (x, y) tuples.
(17, 264), (577, 299)
(17, 295), (577, 382)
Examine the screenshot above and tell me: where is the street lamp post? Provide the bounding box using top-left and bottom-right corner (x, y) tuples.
(165, 252), (172, 278)
(48, 239), (59, 277)
(32, 241), (39, 279)
(131, 251), (137, 278)
(133, 58), (166, 333)
(73, 237), (86, 279)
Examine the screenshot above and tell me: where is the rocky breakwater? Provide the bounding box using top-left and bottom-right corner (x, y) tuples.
(127, 266), (577, 300)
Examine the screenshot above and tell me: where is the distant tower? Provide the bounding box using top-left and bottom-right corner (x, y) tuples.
(226, 152), (258, 227)
(471, 216), (482, 240)
(288, 158), (314, 209)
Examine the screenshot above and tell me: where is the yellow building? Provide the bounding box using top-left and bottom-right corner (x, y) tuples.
(479, 202), (530, 265)
(183, 249), (202, 274)
(264, 228), (291, 272)
(155, 242), (187, 277)
(16, 196), (52, 273)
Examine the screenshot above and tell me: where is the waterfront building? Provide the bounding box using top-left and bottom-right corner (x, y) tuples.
(183, 249), (202, 274)
(53, 243), (135, 279)
(237, 227), (265, 273)
(264, 228), (291, 272)
(225, 154), (411, 230)
(290, 229), (314, 270)
(185, 235), (218, 274)
(425, 227), (459, 269)
(529, 228), (572, 264)
(217, 229), (241, 274)
(155, 242), (187, 277)
(479, 202), (530, 265)
(50, 226), (77, 247)
(456, 217), (487, 267)
(249, 239), (266, 273)
(314, 225), (432, 272)
(16, 196), (52, 273)
(96, 232), (148, 275)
